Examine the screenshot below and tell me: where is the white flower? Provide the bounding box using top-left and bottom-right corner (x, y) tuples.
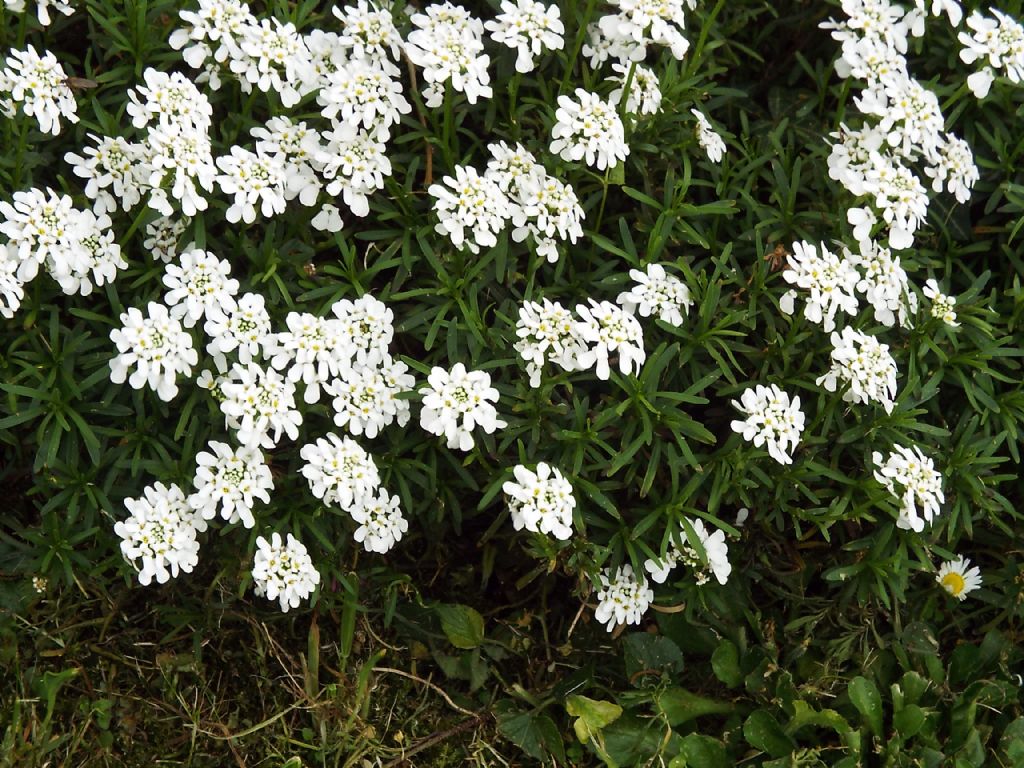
(231, 18), (314, 107)
(109, 302), (198, 401)
(350, 489), (408, 553)
(691, 109), (726, 163)
(317, 123), (392, 217)
(575, 299), (646, 380)
(300, 433), (381, 511)
(730, 384), (806, 465)
(126, 69), (212, 133)
(924, 134), (978, 204)
(503, 463), (576, 540)
(512, 173), (584, 262)
(318, 59), (410, 136)
(608, 62), (661, 115)
(265, 311), (348, 404)
(252, 532), (321, 612)
(617, 263), (693, 327)
(4, 0), (75, 26)
(64, 135), (146, 215)
(220, 362), (303, 448)
(582, 21), (643, 68)
(312, 203), (344, 232)
(142, 127), (217, 218)
(188, 441), (273, 528)
(514, 298), (593, 386)
(205, 292), (273, 366)
(144, 216), (189, 263)
(854, 72), (943, 160)
(419, 363), (507, 451)
(334, 0), (404, 72)
(303, 29), (349, 92)
(959, 9), (1024, 99)
(644, 519), (731, 585)
(913, 0), (962, 29)
(817, 327), (899, 413)
(923, 278), (959, 327)
(597, 0), (694, 60)
(331, 293), (395, 361)
(250, 117), (324, 206)
(163, 248), (239, 327)
(779, 240), (860, 332)
(0, 247), (25, 319)
(114, 482), (206, 586)
(936, 556), (982, 601)
(326, 353), (414, 438)
(550, 89), (629, 170)
(406, 2), (492, 107)
(485, 0), (564, 73)
(593, 564), (654, 632)
(861, 153), (929, 250)
(46, 208), (127, 296)
(827, 124), (886, 197)
(0, 45), (78, 135)
(845, 239), (917, 328)
(429, 165), (512, 253)
(0, 187), (78, 282)
(169, 0), (255, 74)
(872, 443), (944, 531)
(215, 145), (288, 224)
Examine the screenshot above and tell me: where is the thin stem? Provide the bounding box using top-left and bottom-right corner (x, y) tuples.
(559, 0), (598, 96)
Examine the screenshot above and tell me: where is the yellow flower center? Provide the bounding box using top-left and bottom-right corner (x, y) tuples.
(941, 572), (966, 596)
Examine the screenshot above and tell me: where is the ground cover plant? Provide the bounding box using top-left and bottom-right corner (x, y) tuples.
(1, 0), (1023, 764)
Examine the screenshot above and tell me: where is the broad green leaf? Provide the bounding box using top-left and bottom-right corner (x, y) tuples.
(711, 639), (743, 688)
(849, 677), (884, 736)
(435, 603), (484, 649)
(566, 695), (622, 742)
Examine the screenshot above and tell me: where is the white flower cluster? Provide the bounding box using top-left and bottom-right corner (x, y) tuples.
(252, 532), (322, 612)
(730, 384), (806, 465)
(0, 45), (79, 135)
(109, 302), (198, 402)
(923, 278), (959, 327)
(781, 239), (920, 331)
(644, 519), (731, 586)
(485, 0), (564, 74)
(618, 263), (693, 327)
(503, 463), (576, 540)
(0, 187), (127, 309)
(513, 266), (692, 385)
(607, 62), (662, 116)
(300, 433), (408, 554)
(406, 2), (492, 107)
(3, 0), (75, 26)
(188, 441), (274, 528)
(114, 483), (207, 586)
(431, 143), (585, 259)
(959, 9), (1024, 98)
(872, 443), (944, 531)
(823, 0), (979, 249)
(594, 564), (654, 632)
(817, 326), (899, 413)
(779, 240), (860, 332)
(550, 88), (629, 170)
(691, 109), (726, 163)
(420, 363), (507, 451)
(596, 0), (696, 62)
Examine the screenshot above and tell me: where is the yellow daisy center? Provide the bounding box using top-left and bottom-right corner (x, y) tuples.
(941, 572), (966, 596)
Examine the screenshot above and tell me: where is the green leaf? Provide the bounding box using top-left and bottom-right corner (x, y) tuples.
(711, 639), (743, 688)
(744, 710), (795, 758)
(893, 705), (926, 740)
(496, 708), (565, 763)
(566, 695), (623, 742)
(434, 604), (484, 649)
(849, 676), (884, 736)
(656, 687), (733, 726)
(674, 734), (730, 768)
(622, 633), (684, 680)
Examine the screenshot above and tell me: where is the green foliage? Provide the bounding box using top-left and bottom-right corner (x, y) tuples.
(0, 0), (1022, 765)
